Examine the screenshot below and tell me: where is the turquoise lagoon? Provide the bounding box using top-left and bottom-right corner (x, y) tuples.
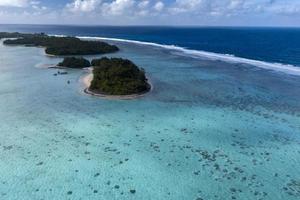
(0, 38), (300, 200)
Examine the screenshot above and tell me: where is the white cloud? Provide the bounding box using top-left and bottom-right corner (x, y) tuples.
(138, 0), (149, 9)
(169, 0), (207, 14)
(102, 0), (135, 16)
(32, 4), (46, 11)
(227, 0), (244, 10)
(1, 0), (300, 26)
(154, 1), (164, 12)
(30, 1), (40, 5)
(66, 0), (101, 13)
(168, 0), (271, 16)
(28, 0), (46, 11)
(268, 2), (300, 15)
(0, 0), (29, 7)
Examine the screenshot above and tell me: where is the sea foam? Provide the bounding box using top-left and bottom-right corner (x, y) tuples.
(76, 36), (300, 76)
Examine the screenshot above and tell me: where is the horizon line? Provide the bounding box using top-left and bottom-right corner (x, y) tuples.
(0, 23), (300, 29)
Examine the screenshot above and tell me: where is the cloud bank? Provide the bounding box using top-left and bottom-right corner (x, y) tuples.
(0, 0), (300, 26)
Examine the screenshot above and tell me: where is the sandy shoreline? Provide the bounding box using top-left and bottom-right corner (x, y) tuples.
(81, 69), (152, 100)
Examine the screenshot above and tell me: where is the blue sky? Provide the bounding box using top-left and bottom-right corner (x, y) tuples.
(0, 0), (300, 26)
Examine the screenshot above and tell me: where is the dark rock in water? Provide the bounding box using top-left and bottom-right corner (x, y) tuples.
(54, 71), (68, 76)
(36, 162), (43, 166)
(230, 188), (237, 193)
(284, 179), (300, 196)
(58, 57), (90, 68)
(180, 128), (189, 134)
(130, 189), (136, 194)
(3, 145), (13, 150)
(114, 185), (120, 189)
(67, 191), (72, 195)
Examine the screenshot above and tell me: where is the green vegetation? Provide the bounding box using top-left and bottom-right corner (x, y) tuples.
(1, 32), (119, 56)
(58, 57), (91, 68)
(0, 32), (41, 39)
(89, 57), (150, 95)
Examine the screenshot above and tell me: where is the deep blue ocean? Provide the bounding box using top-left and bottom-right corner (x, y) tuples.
(0, 25), (300, 200)
(1, 24), (300, 67)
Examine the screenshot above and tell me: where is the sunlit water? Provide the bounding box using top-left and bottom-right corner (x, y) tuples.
(0, 39), (300, 200)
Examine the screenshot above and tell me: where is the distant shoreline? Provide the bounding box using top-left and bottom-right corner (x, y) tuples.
(81, 68), (152, 100)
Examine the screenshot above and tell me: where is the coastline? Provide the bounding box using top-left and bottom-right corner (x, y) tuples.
(81, 68), (152, 100)
(78, 36), (300, 76)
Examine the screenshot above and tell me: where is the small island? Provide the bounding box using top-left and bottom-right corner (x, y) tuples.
(1, 32), (119, 56)
(85, 57), (151, 97)
(0, 32), (37, 39)
(58, 57), (91, 68)
(1, 32), (151, 99)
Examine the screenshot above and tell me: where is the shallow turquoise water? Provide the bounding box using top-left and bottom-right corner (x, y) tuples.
(0, 39), (300, 200)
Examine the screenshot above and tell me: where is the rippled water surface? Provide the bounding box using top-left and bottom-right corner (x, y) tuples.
(0, 38), (300, 200)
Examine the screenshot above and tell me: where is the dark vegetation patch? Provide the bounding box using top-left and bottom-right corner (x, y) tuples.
(58, 57), (91, 68)
(1, 32), (119, 56)
(89, 57), (151, 95)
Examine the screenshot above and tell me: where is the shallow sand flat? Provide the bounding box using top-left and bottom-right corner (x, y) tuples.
(82, 72), (93, 88)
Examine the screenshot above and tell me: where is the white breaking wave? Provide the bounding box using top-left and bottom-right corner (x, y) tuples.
(70, 35), (300, 76)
